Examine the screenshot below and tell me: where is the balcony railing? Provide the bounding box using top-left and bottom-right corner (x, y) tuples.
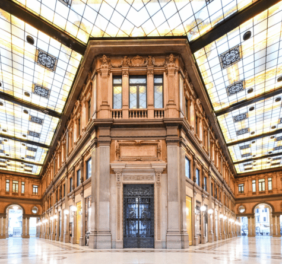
(129, 109), (148, 118)
(154, 109), (164, 118)
(112, 109), (123, 119)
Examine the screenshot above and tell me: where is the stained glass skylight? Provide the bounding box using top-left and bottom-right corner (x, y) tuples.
(194, 2), (282, 112)
(0, 137), (48, 164)
(217, 93), (282, 143)
(235, 154), (282, 173)
(12, 0), (257, 43)
(0, 99), (59, 146)
(0, 158), (41, 175)
(0, 8), (82, 113)
(229, 132), (282, 163)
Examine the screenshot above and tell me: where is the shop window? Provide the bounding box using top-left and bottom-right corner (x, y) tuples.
(113, 77), (122, 109)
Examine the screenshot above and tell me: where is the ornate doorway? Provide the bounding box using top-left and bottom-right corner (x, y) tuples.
(123, 184), (154, 248)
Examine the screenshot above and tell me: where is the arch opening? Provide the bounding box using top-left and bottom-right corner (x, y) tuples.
(6, 204), (23, 238)
(254, 203), (271, 236)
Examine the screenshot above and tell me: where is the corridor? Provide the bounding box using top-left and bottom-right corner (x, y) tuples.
(0, 237), (281, 264)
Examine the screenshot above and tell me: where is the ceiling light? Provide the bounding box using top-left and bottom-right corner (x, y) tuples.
(0, 101), (3, 106)
(277, 76), (282, 82)
(275, 97), (281, 102)
(22, 134), (26, 137)
(252, 141), (256, 144)
(269, 151), (272, 154)
(271, 126), (276, 129)
(247, 88), (253, 94)
(270, 136), (275, 139)
(26, 35), (35, 45)
(22, 143), (25, 146)
(24, 92), (30, 97)
(249, 106), (255, 111)
(4, 139), (8, 142)
(243, 31), (252, 41)
(2, 129), (7, 133)
(23, 110), (29, 114)
(253, 155), (256, 157)
(5, 154), (9, 156)
(251, 131), (255, 135)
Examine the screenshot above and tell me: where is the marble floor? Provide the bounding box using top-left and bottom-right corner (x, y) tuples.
(0, 236), (281, 264)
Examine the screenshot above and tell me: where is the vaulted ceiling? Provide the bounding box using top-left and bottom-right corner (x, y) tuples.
(0, 0), (281, 176)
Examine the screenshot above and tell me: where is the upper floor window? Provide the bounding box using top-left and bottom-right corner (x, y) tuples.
(88, 99), (91, 121)
(78, 118), (81, 136)
(77, 169), (81, 187)
(63, 184), (65, 196)
(113, 77), (122, 109)
(238, 184), (244, 193)
(259, 179), (265, 191)
(12, 181), (18, 193)
(129, 77), (146, 109)
(196, 168), (200, 186)
(154, 76), (163, 108)
(195, 115), (199, 135)
(204, 177), (207, 191)
(70, 177), (73, 192)
(215, 187), (217, 198)
(33, 185), (38, 195)
(185, 98), (188, 119)
(185, 157), (191, 179)
(21, 182), (25, 194)
(86, 158), (92, 179)
(268, 178), (272, 191)
(6, 180), (9, 192)
(211, 182), (213, 196)
(252, 180), (256, 192)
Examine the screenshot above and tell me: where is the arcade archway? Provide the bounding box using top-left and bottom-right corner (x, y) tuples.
(6, 204), (23, 238)
(254, 203), (271, 236)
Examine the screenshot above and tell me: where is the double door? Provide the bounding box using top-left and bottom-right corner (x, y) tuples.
(123, 184), (154, 248)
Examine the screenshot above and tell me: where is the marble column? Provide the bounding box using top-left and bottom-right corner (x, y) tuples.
(60, 209), (64, 242)
(147, 67), (154, 118)
(166, 141), (189, 249)
(79, 191), (86, 246)
(121, 66), (129, 118)
(201, 210), (206, 244)
(55, 213), (60, 241)
(51, 216), (55, 240)
(273, 215), (281, 237)
(89, 137), (112, 249)
(0, 217), (4, 239)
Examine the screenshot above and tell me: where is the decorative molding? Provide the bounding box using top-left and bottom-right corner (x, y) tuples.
(123, 175), (154, 181)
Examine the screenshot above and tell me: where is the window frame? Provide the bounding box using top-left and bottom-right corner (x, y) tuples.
(6, 179), (10, 192)
(77, 169), (81, 187)
(113, 76), (122, 109)
(196, 168), (200, 186)
(12, 180), (19, 193)
(238, 183), (244, 193)
(33, 185), (38, 195)
(153, 75), (163, 109)
(185, 157), (191, 179)
(88, 99), (91, 121)
(259, 179), (265, 192)
(86, 158), (91, 179)
(268, 178), (272, 191)
(129, 76), (147, 109)
(252, 179), (256, 192)
(21, 181), (25, 194)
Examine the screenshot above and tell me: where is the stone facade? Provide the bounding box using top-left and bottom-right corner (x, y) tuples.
(0, 39), (239, 247)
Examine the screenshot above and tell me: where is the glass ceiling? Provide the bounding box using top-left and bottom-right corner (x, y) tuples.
(0, 137), (48, 164)
(0, 8), (82, 113)
(194, 2), (282, 173)
(0, 8), (82, 175)
(13, 0), (256, 43)
(0, 158), (41, 175)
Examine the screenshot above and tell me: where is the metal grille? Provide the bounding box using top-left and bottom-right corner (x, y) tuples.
(123, 184), (154, 248)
